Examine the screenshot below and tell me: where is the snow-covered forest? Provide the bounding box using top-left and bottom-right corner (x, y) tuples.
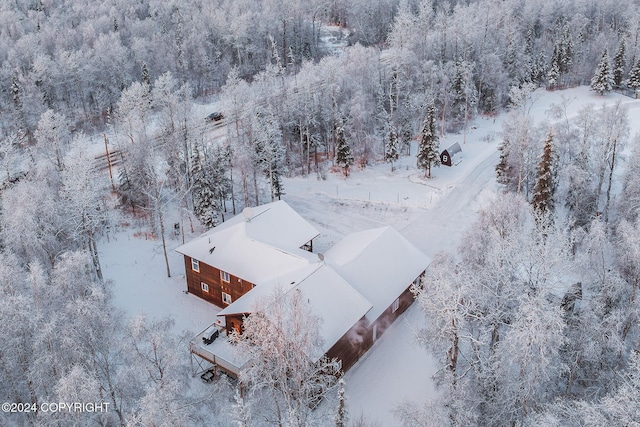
(2, 0), (640, 425)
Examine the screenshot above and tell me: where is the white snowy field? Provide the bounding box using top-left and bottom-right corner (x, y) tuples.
(99, 86), (640, 425)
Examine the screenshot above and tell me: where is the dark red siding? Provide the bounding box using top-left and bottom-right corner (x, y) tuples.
(183, 256), (254, 307)
(326, 281), (419, 372)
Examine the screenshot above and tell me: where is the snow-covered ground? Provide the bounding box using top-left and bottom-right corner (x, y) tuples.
(99, 86), (640, 425)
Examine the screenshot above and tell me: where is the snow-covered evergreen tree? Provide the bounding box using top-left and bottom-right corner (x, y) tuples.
(532, 129), (555, 215)
(628, 58), (640, 90)
(531, 52), (547, 86)
(547, 52), (561, 89)
(591, 50), (614, 95)
(451, 59), (476, 131)
(191, 145), (219, 228)
(335, 378), (347, 427)
(613, 41), (625, 88)
(548, 23), (573, 89)
(335, 124), (354, 177)
(253, 108), (286, 201)
(496, 137), (516, 191)
(416, 104), (440, 178)
(210, 145), (233, 212)
(11, 75), (21, 110)
(559, 24), (573, 74)
(385, 121), (399, 171)
(141, 62), (151, 87)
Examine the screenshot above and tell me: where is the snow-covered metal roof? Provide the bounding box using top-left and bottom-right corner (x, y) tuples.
(324, 226), (430, 322)
(210, 200), (319, 251)
(175, 200), (320, 284)
(445, 142), (462, 156)
(218, 261), (373, 357)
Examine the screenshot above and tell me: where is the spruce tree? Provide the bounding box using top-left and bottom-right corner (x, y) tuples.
(208, 146), (232, 211)
(141, 62), (151, 87)
(399, 113), (413, 156)
(451, 59), (469, 130)
(416, 104), (440, 178)
(253, 109), (286, 201)
(531, 52), (547, 85)
(11, 76), (21, 110)
(335, 378), (347, 427)
(191, 146), (219, 228)
(547, 47), (561, 89)
(559, 23), (573, 74)
(628, 58), (640, 90)
(548, 22), (573, 88)
(335, 124), (354, 177)
(385, 122), (399, 172)
(591, 50), (614, 95)
(266, 136), (286, 201)
(496, 139), (513, 189)
(532, 130), (555, 216)
(613, 41), (626, 88)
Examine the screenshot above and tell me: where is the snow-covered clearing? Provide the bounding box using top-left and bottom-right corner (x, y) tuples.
(99, 86), (640, 425)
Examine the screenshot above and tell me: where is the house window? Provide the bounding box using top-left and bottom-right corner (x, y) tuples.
(442, 155), (448, 163)
(191, 258), (200, 272)
(201, 282), (209, 293)
(220, 270), (230, 283)
(392, 298), (400, 313)
(222, 292), (232, 305)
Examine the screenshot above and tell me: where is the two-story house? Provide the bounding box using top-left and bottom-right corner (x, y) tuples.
(177, 200), (429, 378)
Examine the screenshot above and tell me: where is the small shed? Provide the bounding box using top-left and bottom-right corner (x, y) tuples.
(440, 143), (462, 166)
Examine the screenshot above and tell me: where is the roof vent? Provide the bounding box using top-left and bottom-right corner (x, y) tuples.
(209, 246), (216, 254)
(242, 207), (254, 221)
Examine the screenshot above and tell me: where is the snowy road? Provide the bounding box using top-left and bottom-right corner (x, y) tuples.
(400, 149), (501, 257)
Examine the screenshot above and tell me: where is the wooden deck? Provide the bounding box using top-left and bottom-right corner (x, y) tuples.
(189, 323), (249, 380)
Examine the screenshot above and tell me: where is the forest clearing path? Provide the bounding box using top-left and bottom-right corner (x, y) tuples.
(401, 149), (501, 257)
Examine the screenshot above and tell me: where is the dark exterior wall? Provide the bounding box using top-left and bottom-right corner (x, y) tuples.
(441, 150), (452, 166)
(369, 283), (415, 339)
(183, 255), (254, 307)
(326, 317), (372, 372)
(326, 272), (424, 373)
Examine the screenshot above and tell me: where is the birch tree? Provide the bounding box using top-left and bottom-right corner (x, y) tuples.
(233, 289), (340, 426)
(60, 143), (108, 280)
(34, 109), (71, 172)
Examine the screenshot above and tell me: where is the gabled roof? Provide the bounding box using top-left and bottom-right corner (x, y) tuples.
(208, 200), (319, 251)
(324, 226), (430, 321)
(175, 200), (319, 284)
(218, 261), (373, 358)
(444, 142), (462, 156)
